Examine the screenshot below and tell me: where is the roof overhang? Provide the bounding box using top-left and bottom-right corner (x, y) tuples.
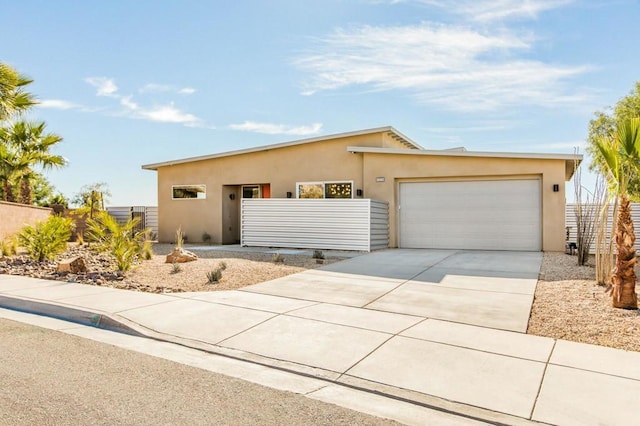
(348, 146), (583, 181)
(142, 126), (421, 171)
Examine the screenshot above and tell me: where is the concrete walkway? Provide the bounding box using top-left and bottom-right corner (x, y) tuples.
(1, 249), (639, 425)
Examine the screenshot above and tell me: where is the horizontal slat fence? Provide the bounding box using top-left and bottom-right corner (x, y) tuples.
(107, 206), (158, 238)
(566, 203), (640, 254)
(241, 199), (389, 251)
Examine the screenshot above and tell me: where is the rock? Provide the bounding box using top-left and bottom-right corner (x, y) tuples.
(165, 247), (198, 264)
(57, 257), (87, 274)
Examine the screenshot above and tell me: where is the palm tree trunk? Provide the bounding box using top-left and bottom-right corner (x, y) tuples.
(2, 180), (15, 203)
(19, 175), (32, 204)
(611, 194), (638, 309)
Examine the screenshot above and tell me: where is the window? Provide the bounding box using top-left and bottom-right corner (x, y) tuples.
(172, 184), (206, 200)
(296, 181), (353, 199)
(242, 185), (261, 199)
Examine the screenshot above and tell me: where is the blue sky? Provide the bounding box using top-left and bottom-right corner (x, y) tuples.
(2, 0), (639, 206)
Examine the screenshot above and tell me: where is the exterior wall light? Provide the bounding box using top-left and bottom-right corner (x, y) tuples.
(356, 189), (363, 196)
(286, 191), (293, 198)
(553, 184), (559, 192)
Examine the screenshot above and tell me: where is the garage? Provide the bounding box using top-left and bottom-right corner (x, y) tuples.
(399, 179), (541, 251)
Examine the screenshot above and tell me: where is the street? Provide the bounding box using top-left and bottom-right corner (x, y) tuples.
(0, 318), (397, 425)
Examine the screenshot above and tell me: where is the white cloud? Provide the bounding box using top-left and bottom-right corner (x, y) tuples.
(139, 83), (196, 95)
(386, 0), (573, 22)
(85, 77), (118, 96)
(120, 96), (139, 111)
(229, 121), (323, 136)
(138, 103), (202, 125)
(38, 99), (81, 110)
(294, 23), (591, 111)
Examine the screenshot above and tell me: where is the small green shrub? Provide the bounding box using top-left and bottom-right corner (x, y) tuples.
(206, 269), (222, 283)
(202, 232), (212, 243)
(76, 232), (84, 246)
(312, 250), (325, 259)
(18, 215), (74, 261)
(1, 238), (17, 257)
(206, 261), (227, 283)
(142, 241), (154, 260)
(87, 211), (149, 272)
(171, 262), (182, 274)
(272, 253), (284, 263)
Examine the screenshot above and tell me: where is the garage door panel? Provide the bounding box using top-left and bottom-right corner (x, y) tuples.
(399, 180), (541, 251)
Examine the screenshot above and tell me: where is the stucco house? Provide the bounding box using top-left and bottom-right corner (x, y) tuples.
(142, 126), (580, 252)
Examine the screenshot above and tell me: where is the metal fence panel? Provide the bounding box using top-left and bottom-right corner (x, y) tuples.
(241, 198), (389, 251)
(565, 203), (640, 253)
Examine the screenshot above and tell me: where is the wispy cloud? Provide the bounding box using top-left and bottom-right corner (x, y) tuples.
(229, 121), (323, 136)
(385, 0), (573, 22)
(85, 77), (118, 96)
(80, 77), (207, 127)
(294, 22), (591, 111)
(137, 103), (202, 126)
(38, 99), (82, 110)
(139, 83), (196, 95)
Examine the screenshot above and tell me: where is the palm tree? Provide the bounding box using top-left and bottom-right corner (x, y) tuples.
(0, 63), (36, 122)
(595, 117), (640, 309)
(0, 121), (67, 204)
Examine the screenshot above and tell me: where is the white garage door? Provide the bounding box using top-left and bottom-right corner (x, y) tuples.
(399, 179), (541, 251)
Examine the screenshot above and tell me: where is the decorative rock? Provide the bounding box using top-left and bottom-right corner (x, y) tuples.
(57, 257), (87, 274)
(165, 247), (198, 264)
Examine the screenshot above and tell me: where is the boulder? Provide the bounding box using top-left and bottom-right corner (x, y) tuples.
(57, 257), (87, 274)
(165, 247), (198, 264)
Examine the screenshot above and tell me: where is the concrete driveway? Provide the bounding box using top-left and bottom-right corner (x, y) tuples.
(243, 249), (542, 332)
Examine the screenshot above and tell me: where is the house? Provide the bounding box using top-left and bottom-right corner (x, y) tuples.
(142, 126), (581, 252)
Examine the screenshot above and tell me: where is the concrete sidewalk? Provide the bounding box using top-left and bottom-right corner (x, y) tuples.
(1, 249), (640, 425)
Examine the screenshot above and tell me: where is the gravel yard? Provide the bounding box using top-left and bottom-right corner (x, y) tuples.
(528, 252), (640, 352)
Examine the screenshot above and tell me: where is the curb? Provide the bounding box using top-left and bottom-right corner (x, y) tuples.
(0, 295), (145, 337)
(0, 294), (541, 426)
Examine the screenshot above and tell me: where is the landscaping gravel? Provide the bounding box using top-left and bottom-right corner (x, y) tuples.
(529, 252), (640, 352)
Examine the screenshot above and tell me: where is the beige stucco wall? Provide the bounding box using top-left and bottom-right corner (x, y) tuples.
(360, 153), (568, 251)
(153, 131), (569, 251)
(0, 201), (52, 240)
(155, 132), (405, 243)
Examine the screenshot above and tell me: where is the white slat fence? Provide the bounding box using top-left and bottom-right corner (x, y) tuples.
(566, 203), (640, 254)
(241, 199), (389, 251)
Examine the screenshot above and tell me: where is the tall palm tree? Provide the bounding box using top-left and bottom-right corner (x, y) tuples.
(0, 63), (36, 122)
(0, 121), (67, 204)
(595, 117), (640, 309)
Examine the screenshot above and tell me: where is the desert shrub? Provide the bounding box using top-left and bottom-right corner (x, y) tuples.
(171, 262), (182, 274)
(206, 269), (222, 283)
(206, 262), (226, 283)
(87, 211), (149, 271)
(1, 237), (18, 257)
(272, 253), (284, 263)
(312, 250), (325, 259)
(18, 215), (74, 261)
(175, 226), (184, 248)
(76, 232), (85, 246)
(141, 241), (154, 260)
(202, 232), (212, 243)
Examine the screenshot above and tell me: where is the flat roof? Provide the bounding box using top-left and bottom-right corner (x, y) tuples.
(348, 146), (583, 180)
(142, 126), (421, 170)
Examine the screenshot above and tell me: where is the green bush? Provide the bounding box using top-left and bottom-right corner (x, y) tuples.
(87, 211), (149, 272)
(1, 237), (18, 257)
(206, 262), (227, 283)
(18, 215), (73, 261)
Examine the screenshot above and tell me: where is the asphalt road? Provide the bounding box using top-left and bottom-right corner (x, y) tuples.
(0, 318), (398, 425)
